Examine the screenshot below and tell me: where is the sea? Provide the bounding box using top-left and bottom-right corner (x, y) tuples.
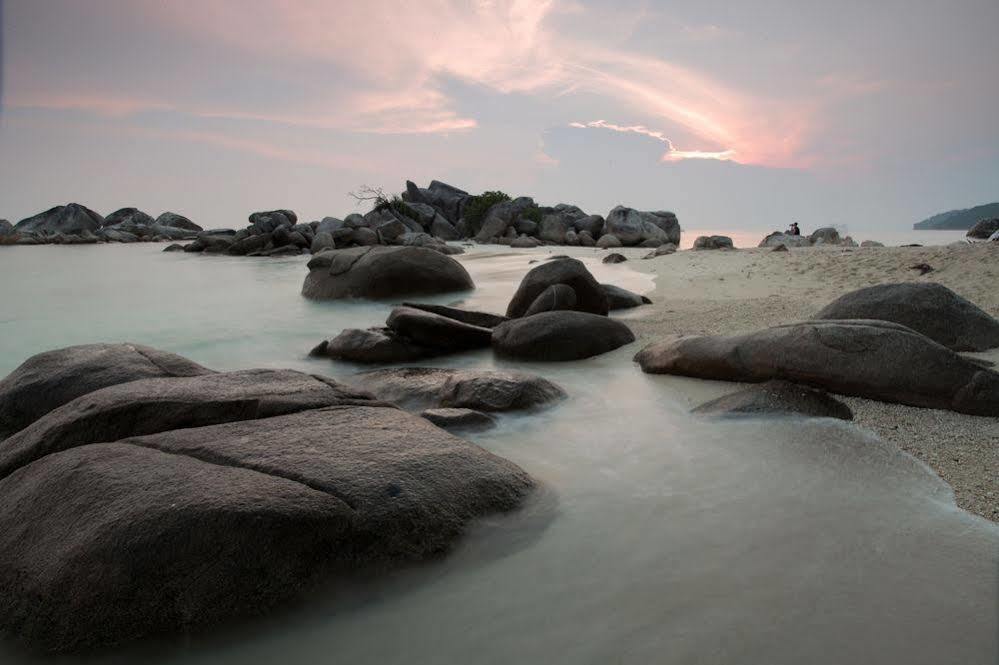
(0, 242), (995, 665)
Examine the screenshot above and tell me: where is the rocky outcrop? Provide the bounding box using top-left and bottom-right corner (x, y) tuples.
(602, 253), (627, 264)
(814, 283), (999, 351)
(691, 380), (853, 420)
(493, 311), (636, 361)
(692, 235), (734, 250)
(601, 284), (652, 310)
(399, 303), (508, 329)
(758, 232), (812, 248)
(967, 218), (999, 240)
(634, 320), (999, 415)
(349, 367), (566, 412)
(385, 307), (492, 351)
(603, 207), (680, 247)
(0, 343), (211, 440)
(302, 246), (473, 300)
(0, 347), (534, 652)
(808, 227), (840, 244)
(14, 204), (104, 237)
(104, 208), (155, 228)
(506, 257), (608, 317)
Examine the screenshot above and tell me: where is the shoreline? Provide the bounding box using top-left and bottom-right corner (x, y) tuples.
(614, 242), (998, 522)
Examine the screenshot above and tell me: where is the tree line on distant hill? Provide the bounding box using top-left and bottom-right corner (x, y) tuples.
(913, 202), (999, 230)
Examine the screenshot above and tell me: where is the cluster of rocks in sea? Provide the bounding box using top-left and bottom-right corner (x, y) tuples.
(757, 226), (873, 250)
(0, 204), (203, 245)
(637, 282), (999, 417)
(308, 252), (645, 365)
(0, 343), (546, 651)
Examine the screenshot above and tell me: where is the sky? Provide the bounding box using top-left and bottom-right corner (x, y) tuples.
(1, 0), (997, 233)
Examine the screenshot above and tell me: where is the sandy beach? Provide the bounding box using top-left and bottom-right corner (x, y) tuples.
(605, 240), (999, 522)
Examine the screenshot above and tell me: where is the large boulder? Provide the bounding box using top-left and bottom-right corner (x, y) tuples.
(506, 257), (608, 317)
(758, 232), (811, 248)
(386, 307), (492, 351)
(310, 328), (432, 364)
(601, 284), (652, 310)
(0, 399), (532, 651)
(538, 214), (570, 244)
(249, 210), (297, 233)
(420, 408), (496, 432)
(155, 212), (202, 232)
(103, 208), (155, 228)
(493, 311), (636, 361)
(0, 343), (211, 440)
(814, 283), (999, 351)
(572, 215), (604, 237)
(302, 246), (473, 300)
(691, 380), (853, 420)
(404, 180), (471, 224)
(967, 218), (999, 239)
(399, 303), (508, 329)
(474, 197), (535, 243)
(349, 367), (566, 412)
(0, 369), (377, 478)
(809, 227), (840, 244)
(603, 207), (681, 246)
(634, 319), (999, 416)
(14, 204), (104, 236)
(0, 219), (13, 237)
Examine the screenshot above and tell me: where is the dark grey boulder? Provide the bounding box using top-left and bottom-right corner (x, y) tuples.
(601, 284), (652, 310)
(493, 311), (636, 361)
(349, 367), (566, 412)
(303, 246), (473, 300)
(510, 235), (541, 248)
(103, 208), (155, 227)
(814, 282), (999, 351)
(399, 302), (508, 328)
(759, 232), (811, 248)
(577, 230), (595, 247)
(249, 210), (297, 233)
(0, 403), (532, 652)
(162, 243), (185, 252)
(634, 319), (999, 416)
(0, 343), (211, 440)
(352, 227), (380, 246)
(386, 307), (492, 351)
(421, 407), (497, 432)
(155, 212), (201, 232)
(524, 284), (578, 316)
(809, 227), (840, 244)
(430, 215), (460, 240)
(227, 233), (271, 256)
(692, 235), (733, 250)
(967, 218), (999, 239)
(596, 233), (622, 249)
(101, 228), (140, 243)
(603, 253), (627, 264)
(311, 231), (336, 254)
(310, 328), (432, 364)
(0, 369), (378, 479)
(691, 380), (853, 420)
(14, 203), (104, 236)
(0, 219), (13, 238)
(506, 257), (608, 317)
(538, 214), (570, 244)
(603, 207), (680, 246)
(572, 215), (604, 237)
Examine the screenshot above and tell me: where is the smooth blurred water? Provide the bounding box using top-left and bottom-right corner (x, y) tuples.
(0, 244), (996, 665)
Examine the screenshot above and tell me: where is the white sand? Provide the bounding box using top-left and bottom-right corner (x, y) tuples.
(609, 241), (999, 521)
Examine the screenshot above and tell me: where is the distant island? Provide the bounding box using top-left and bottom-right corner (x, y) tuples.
(913, 202), (999, 230)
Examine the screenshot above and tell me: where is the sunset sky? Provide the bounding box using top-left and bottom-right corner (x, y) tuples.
(1, 0), (997, 232)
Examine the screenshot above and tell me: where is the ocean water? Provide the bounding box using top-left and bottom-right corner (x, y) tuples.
(0, 244), (996, 665)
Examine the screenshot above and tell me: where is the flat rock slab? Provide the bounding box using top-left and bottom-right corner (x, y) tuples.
(691, 380), (853, 420)
(349, 367), (566, 412)
(635, 319), (999, 416)
(493, 311), (636, 361)
(421, 407), (497, 432)
(302, 246), (473, 300)
(386, 307), (492, 351)
(0, 343), (212, 440)
(814, 282), (999, 351)
(506, 257), (608, 318)
(400, 302), (508, 329)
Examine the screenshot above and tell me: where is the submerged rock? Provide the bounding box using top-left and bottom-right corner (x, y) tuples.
(399, 303), (508, 329)
(814, 282), (999, 351)
(493, 311), (636, 361)
(302, 246), (473, 300)
(349, 366), (566, 412)
(310, 328), (432, 364)
(602, 253), (627, 264)
(506, 257), (608, 317)
(634, 319), (999, 416)
(691, 380), (853, 420)
(385, 307), (492, 351)
(0, 343), (211, 440)
(421, 407), (497, 432)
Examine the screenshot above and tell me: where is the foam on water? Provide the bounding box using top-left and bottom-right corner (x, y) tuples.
(0, 244), (995, 664)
